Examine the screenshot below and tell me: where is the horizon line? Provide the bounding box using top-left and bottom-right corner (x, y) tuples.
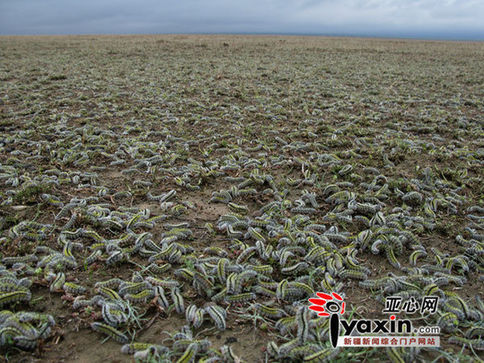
(0, 31), (483, 42)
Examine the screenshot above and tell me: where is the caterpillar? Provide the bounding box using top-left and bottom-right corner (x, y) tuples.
(250, 264), (273, 276)
(253, 303), (285, 319)
(3, 318), (37, 338)
(61, 213), (78, 231)
(409, 250), (427, 266)
(97, 287), (123, 302)
(174, 268), (195, 282)
(192, 308), (205, 329)
(168, 250), (182, 263)
(94, 278), (123, 289)
(125, 289), (155, 303)
(192, 272), (214, 292)
(446, 256), (470, 273)
(282, 262), (309, 275)
(221, 344), (241, 362)
(288, 282), (314, 297)
(203, 247), (228, 258)
(171, 287), (185, 314)
(266, 341), (280, 357)
(154, 286), (170, 310)
(437, 312), (459, 333)
(279, 250), (294, 267)
(325, 258), (338, 277)
(226, 226), (245, 243)
(55, 203), (77, 220)
(146, 277), (180, 288)
(305, 247), (328, 265)
(384, 245), (401, 269)
(12, 335), (38, 350)
(228, 202), (249, 215)
(211, 288), (228, 303)
(303, 346), (341, 362)
(119, 281), (151, 296)
(121, 342), (168, 355)
(50, 272), (66, 292)
(444, 294), (471, 320)
(204, 304), (226, 331)
(252, 285), (277, 298)
(82, 229), (104, 242)
(149, 245), (175, 262)
(359, 277), (388, 290)
(278, 338), (300, 356)
(296, 306), (310, 344)
(185, 305), (198, 326)
(465, 325), (484, 339)
(63, 282), (87, 295)
(62, 242), (81, 259)
(0, 282), (27, 293)
(276, 279), (288, 301)
(0, 290), (32, 307)
(224, 292), (256, 303)
(226, 273), (240, 294)
(175, 342), (199, 363)
(146, 262), (171, 275)
(90, 322), (129, 343)
(291, 207), (317, 215)
(0, 325), (23, 346)
(2, 255), (38, 265)
(216, 258), (229, 284)
(247, 227), (266, 243)
(402, 191), (423, 205)
(289, 344), (322, 360)
(237, 269), (257, 286)
(339, 268), (368, 280)
(368, 210), (385, 226)
(0, 310), (15, 326)
(106, 251), (125, 265)
(102, 304), (127, 327)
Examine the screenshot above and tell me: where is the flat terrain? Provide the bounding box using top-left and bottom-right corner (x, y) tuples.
(0, 35), (483, 362)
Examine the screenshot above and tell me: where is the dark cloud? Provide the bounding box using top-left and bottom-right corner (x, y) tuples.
(0, 0), (482, 39)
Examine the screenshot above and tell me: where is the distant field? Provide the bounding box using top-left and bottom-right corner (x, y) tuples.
(0, 35), (483, 362)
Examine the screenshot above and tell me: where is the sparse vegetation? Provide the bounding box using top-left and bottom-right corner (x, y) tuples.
(0, 35), (482, 362)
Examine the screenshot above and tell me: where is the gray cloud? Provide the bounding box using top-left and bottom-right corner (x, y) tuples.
(0, 0), (483, 39)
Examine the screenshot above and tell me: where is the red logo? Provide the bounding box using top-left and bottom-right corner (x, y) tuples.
(308, 292), (345, 348)
(308, 292), (345, 316)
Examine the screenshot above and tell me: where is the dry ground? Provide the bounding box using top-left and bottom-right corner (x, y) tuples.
(0, 35), (483, 362)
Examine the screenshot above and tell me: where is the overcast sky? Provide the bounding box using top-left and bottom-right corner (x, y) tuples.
(0, 0), (483, 40)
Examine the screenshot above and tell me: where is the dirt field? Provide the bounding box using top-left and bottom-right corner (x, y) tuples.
(0, 35), (483, 362)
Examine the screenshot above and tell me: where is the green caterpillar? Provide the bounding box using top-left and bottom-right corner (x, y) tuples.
(90, 322), (129, 343)
(0, 291), (31, 307)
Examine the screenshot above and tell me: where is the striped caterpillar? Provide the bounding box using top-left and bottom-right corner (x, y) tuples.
(204, 304), (226, 331)
(90, 322), (129, 343)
